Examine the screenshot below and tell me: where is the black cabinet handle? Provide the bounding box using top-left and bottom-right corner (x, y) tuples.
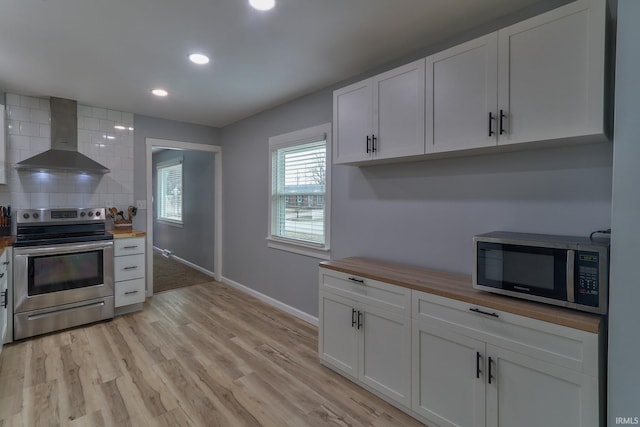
(499, 109), (506, 135)
(348, 277), (364, 284)
(1, 290), (6, 308)
(366, 135), (371, 153)
(488, 356), (494, 384)
(351, 308), (357, 327)
(357, 311), (363, 330)
(124, 290), (139, 295)
(123, 266), (138, 270)
(488, 112), (495, 136)
(123, 245), (139, 249)
(469, 307), (499, 318)
(2, 261), (9, 265)
(476, 351), (482, 379)
(0, 273), (4, 278)
(371, 135), (377, 153)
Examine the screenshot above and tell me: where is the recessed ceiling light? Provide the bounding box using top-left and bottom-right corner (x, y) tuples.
(114, 125), (126, 130)
(189, 53), (210, 65)
(151, 88), (168, 97)
(249, 0), (275, 11)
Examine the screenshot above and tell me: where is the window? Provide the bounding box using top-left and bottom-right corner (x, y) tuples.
(157, 157), (183, 225)
(268, 123), (331, 259)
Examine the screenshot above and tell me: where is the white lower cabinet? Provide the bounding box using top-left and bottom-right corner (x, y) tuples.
(412, 290), (602, 427)
(114, 237), (146, 309)
(0, 248), (10, 352)
(319, 264), (603, 427)
(319, 270), (412, 407)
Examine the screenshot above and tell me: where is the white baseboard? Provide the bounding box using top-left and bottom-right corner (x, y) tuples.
(221, 276), (318, 327)
(153, 246), (216, 278)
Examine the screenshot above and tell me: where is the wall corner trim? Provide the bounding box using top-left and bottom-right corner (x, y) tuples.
(221, 276), (319, 326)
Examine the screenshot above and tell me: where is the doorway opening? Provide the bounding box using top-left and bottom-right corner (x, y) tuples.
(145, 138), (222, 297)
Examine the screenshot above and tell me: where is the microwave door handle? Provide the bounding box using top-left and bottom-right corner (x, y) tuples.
(566, 250), (575, 303)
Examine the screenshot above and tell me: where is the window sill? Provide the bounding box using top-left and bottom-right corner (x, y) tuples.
(266, 237), (330, 260)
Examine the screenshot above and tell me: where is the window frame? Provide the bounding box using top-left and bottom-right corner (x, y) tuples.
(156, 156), (184, 227)
(267, 123), (331, 259)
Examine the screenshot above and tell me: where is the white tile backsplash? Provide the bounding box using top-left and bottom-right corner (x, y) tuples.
(3, 93), (135, 211)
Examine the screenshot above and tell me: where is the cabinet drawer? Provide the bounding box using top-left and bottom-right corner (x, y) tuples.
(114, 238), (145, 256)
(320, 268), (411, 315)
(412, 290), (599, 375)
(115, 278), (146, 307)
(114, 254), (145, 282)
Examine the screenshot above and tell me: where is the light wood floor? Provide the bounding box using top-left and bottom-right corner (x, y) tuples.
(0, 281), (426, 426)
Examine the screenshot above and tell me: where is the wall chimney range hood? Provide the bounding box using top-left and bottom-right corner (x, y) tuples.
(15, 97), (110, 174)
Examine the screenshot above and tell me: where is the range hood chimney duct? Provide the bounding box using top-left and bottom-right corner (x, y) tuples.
(15, 97), (111, 174)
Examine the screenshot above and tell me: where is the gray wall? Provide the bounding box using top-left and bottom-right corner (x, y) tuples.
(221, 89), (333, 316)
(132, 114), (220, 232)
(608, 0), (640, 422)
(152, 149), (216, 272)
(221, 85), (612, 320)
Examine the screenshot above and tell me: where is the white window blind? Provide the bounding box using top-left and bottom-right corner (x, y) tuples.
(157, 158), (183, 224)
(271, 138), (328, 247)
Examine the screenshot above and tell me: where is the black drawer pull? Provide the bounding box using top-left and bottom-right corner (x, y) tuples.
(2, 261), (9, 265)
(123, 266), (138, 270)
(348, 277), (364, 284)
(469, 307), (499, 318)
(124, 290), (139, 295)
(0, 272), (4, 278)
(488, 356), (494, 384)
(122, 245), (139, 249)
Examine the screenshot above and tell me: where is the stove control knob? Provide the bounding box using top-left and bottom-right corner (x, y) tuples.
(33, 212), (40, 219)
(23, 213), (30, 220)
(88, 211), (94, 217)
(95, 211), (101, 217)
(80, 212), (86, 217)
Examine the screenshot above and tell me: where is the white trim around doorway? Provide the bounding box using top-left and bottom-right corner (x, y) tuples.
(145, 138), (222, 298)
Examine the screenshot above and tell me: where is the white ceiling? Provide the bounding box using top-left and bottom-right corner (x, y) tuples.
(1, 0), (547, 128)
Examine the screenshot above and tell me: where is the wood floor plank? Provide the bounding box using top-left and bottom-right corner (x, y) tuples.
(0, 281), (428, 426)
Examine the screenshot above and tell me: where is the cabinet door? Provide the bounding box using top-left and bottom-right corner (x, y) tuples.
(318, 292), (358, 378)
(486, 344), (599, 427)
(426, 33), (498, 153)
(497, 0), (606, 145)
(358, 303), (411, 407)
(412, 318), (485, 427)
(333, 79), (374, 164)
(0, 251), (8, 352)
(373, 59), (425, 160)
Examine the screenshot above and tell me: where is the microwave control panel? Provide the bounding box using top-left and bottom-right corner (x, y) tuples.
(575, 251), (600, 307)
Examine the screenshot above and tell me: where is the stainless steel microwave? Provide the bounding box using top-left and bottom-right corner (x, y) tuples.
(473, 231), (609, 314)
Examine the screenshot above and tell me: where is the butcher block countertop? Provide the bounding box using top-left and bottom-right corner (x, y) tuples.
(320, 257), (602, 334)
(0, 236), (15, 255)
(108, 229), (146, 238)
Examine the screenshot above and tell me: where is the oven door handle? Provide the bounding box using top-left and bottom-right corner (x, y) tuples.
(14, 240), (114, 256)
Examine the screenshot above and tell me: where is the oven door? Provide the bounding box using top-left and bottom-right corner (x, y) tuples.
(13, 241), (114, 314)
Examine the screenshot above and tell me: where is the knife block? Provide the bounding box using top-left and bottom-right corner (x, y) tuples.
(0, 216), (11, 237)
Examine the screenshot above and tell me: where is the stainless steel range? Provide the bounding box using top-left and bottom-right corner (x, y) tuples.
(13, 207), (114, 340)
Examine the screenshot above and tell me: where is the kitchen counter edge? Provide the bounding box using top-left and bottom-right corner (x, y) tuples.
(108, 230), (147, 238)
(320, 256), (602, 334)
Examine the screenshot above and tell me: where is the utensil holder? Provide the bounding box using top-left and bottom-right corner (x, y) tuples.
(0, 217), (11, 237)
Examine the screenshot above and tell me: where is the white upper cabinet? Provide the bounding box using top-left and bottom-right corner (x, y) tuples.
(426, 0), (607, 154)
(333, 59), (425, 164)
(426, 33), (498, 153)
(335, 0), (609, 164)
(497, 0), (606, 146)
